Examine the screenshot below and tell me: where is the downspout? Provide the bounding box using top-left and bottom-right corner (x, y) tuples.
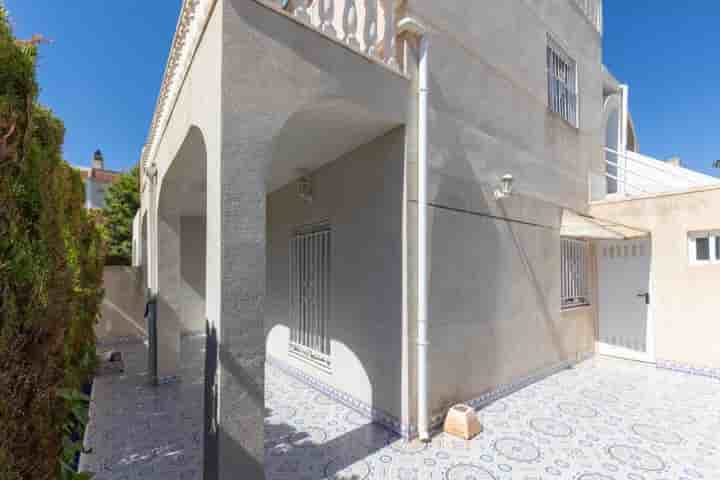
(397, 16), (431, 442)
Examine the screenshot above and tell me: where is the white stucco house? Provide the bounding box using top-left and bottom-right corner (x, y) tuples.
(129, 0), (720, 477)
(74, 150), (121, 209)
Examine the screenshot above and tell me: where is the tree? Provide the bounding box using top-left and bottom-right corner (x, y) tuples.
(102, 165), (140, 264)
(0, 6), (104, 479)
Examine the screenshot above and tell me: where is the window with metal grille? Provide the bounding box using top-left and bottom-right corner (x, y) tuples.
(561, 238), (589, 308)
(289, 223), (331, 370)
(547, 37), (578, 127)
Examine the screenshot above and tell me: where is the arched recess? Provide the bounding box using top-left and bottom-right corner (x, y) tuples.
(155, 125), (209, 380)
(265, 96), (405, 434)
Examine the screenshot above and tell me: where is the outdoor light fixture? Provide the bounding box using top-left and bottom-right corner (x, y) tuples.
(494, 174), (514, 199)
(297, 174), (313, 204)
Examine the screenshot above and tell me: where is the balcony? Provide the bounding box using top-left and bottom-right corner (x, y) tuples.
(257, 0), (402, 73)
(572, 0), (603, 34)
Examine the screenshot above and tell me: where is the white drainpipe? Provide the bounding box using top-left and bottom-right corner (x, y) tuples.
(397, 16), (430, 442)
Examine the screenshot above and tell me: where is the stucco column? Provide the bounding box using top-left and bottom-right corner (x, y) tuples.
(156, 208), (182, 381)
(214, 140), (268, 479)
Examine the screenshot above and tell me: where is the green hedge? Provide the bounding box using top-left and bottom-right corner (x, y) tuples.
(0, 7), (104, 479)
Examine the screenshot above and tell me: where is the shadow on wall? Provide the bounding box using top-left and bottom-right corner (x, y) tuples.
(98, 266), (147, 342)
(427, 72), (568, 416)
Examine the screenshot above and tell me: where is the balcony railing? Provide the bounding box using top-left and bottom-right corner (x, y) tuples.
(265, 0), (401, 72)
(572, 0), (602, 34)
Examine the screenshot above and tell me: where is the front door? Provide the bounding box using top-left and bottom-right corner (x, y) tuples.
(596, 238), (654, 362)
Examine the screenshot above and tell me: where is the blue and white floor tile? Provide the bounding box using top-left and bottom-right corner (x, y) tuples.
(82, 337), (720, 479)
(265, 356), (720, 479)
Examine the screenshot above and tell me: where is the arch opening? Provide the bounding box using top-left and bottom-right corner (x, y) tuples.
(155, 125), (209, 379)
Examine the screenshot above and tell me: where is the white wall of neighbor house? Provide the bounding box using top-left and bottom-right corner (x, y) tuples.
(401, 0), (603, 420)
(590, 187), (720, 370)
(266, 128), (406, 423)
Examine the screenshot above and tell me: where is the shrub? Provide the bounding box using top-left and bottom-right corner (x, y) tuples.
(0, 6), (104, 479)
(102, 166), (139, 265)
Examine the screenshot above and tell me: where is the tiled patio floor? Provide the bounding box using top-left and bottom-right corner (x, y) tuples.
(82, 337), (720, 479)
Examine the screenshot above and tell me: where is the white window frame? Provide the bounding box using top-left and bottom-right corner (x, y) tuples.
(547, 36), (579, 128)
(561, 238), (590, 309)
(289, 222), (332, 371)
(688, 231), (720, 266)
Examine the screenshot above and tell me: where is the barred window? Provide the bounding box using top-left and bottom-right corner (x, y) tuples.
(561, 238), (589, 308)
(289, 223), (331, 370)
(547, 37), (578, 127)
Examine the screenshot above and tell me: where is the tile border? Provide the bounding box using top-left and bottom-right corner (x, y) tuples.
(656, 358), (720, 380)
(268, 352), (595, 440)
(266, 355), (406, 438)
(461, 351), (594, 415)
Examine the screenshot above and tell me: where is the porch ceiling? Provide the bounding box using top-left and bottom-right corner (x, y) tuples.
(268, 99), (401, 193)
(561, 209), (649, 240)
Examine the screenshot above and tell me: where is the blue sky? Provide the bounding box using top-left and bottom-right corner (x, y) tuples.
(5, 1), (181, 172)
(5, 1), (719, 176)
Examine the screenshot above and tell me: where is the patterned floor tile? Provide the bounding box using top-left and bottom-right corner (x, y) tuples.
(82, 338), (720, 479)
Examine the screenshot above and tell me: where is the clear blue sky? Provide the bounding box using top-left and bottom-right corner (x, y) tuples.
(5, 1), (719, 176)
(5, 1), (181, 172)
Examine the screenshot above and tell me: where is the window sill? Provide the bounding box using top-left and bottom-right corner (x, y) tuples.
(289, 343), (332, 374)
(561, 303), (591, 312)
(547, 108), (580, 130)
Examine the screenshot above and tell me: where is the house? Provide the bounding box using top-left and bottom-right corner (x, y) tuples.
(128, 0), (720, 477)
(74, 149), (121, 209)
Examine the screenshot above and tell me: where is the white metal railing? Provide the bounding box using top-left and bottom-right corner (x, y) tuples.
(572, 0), (602, 34)
(277, 0), (400, 71)
(561, 238), (589, 308)
(601, 147), (720, 198)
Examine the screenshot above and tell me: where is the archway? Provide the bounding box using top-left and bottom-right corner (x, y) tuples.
(155, 126), (209, 381)
(603, 95), (622, 195)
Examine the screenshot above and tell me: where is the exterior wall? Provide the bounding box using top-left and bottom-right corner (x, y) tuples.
(267, 129), (405, 424)
(590, 187), (720, 370)
(403, 0), (603, 420)
(98, 266), (146, 343)
(141, 1), (223, 382)
(180, 216), (207, 334)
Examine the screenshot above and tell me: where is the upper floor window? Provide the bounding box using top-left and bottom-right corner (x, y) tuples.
(689, 231), (719, 265)
(547, 37), (578, 127)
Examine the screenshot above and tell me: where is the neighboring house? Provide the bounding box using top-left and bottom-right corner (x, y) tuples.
(75, 150), (121, 209)
(590, 68), (720, 369)
(127, 0), (719, 476)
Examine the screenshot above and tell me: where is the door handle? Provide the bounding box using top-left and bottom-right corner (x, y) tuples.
(636, 292), (650, 305)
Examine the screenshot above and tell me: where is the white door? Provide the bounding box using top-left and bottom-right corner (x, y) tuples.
(596, 238), (654, 363)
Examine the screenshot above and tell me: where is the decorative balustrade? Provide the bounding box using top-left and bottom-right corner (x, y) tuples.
(572, 0), (602, 34)
(274, 0), (401, 71)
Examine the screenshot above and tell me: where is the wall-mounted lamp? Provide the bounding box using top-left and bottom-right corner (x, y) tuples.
(297, 174), (313, 204)
(493, 174), (514, 200)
